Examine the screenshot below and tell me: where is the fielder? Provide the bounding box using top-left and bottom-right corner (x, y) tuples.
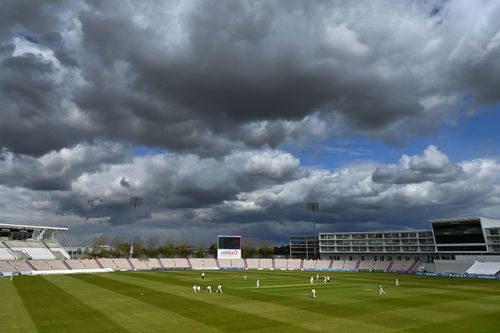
(192, 285), (198, 293)
(196, 285), (201, 293)
(216, 284), (223, 293)
(206, 285), (212, 293)
(395, 278), (400, 287)
(256, 279), (260, 288)
(310, 276), (314, 284)
(312, 288), (316, 298)
(379, 284), (386, 295)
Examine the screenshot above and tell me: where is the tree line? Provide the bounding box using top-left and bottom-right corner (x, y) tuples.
(73, 236), (289, 259)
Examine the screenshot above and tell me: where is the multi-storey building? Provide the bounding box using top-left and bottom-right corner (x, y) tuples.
(290, 217), (500, 269)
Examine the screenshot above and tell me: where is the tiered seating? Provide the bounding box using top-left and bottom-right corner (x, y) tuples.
(358, 260), (374, 271)
(218, 259), (232, 268)
(246, 258), (260, 269)
(173, 258), (190, 269)
(65, 259), (101, 269)
(5, 241), (55, 260)
(274, 259), (287, 269)
(98, 258), (132, 270)
(373, 260), (390, 272)
(188, 258), (204, 269)
(302, 260), (317, 269)
(28, 260), (68, 271)
(331, 260), (345, 269)
(43, 241), (71, 259)
(1, 260), (32, 272)
(148, 258), (162, 269)
(316, 260), (331, 269)
(259, 259), (273, 269)
(288, 259), (301, 269)
(389, 261), (413, 272)
(159, 258), (176, 269)
(130, 258), (150, 270)
(0, 248), (16, 260)
(231, 259), (246, 268)
(65, 259), (85, 269)
(201, 258), (218, 269)
(343, 260), (358, 270)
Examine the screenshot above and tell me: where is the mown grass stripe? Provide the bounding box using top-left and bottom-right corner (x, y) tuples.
(72, 273), (320, 333)
(102, 271), (388, 333)
(0, 278), (38, 332)
(47, 274), (219, 333)
(14, 275), (129, 333)
(126, 270), (499, 331)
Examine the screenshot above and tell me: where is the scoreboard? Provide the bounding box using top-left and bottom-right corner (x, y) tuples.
(217, 235), (242, 259)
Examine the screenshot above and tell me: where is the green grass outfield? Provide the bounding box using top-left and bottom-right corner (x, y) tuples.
(1, 270), (500, 333)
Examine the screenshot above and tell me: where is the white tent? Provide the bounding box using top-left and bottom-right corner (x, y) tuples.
(466, 261), (500, 275)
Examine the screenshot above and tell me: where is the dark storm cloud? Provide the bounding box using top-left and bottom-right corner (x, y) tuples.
(3, 1), (500, 243)
(0, 143), (128, 191)
(2, 1), (500, 156)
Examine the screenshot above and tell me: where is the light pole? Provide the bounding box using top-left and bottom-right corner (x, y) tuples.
(307, 202), (319, 259)
(130, 196), (143, 258)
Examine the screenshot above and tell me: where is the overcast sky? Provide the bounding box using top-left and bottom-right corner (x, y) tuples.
(1, 0), (500, 246)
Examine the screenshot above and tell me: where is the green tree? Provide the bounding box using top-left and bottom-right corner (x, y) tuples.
(258, 240), (273, 258)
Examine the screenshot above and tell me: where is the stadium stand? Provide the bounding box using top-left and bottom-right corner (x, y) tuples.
(343, 260), (358, 270)
(259, 259), (273, 269)
(4, 241), (55, 260)
(466, 261), (500, 275)
(173, 258), (191, 269)
(159, 258), (176, 269)
(218, 259), (232, 269)
(230, 259), (246, 268)
(316, 260), (331, 269)
(201, 258), (219, 269)
(373, 260), (391, 272)
(302, 260), (317, 269)
(274, 259), (288, 269)
(330, 260), (345, 269)
(42, 240), (70, 259)
(28, 259), (68, 271)
(0, 247), (16, 260)
(388, 260), (412, 273)
(288, 259), (302, 270)
(98, 258), (132, 271)
(246, 258), (260, 269)
(129, 258), (151, 270)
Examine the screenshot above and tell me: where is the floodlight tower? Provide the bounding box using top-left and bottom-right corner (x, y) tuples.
(307, 202), (319, 259)
(129, 196), (143, 258)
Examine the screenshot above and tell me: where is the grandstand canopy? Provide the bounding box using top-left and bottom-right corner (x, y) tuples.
(0, 223), (68, 231)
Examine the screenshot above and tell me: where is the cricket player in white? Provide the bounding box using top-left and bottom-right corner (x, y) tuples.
(310, 276), (314, 284)
(196, 285), (201, 293)
(216, 285), (223, 293)
(206, 286), (212, 293)
(312, 289), (316, 298)
(192, 285), (198, 293)
(379, 284), (386, 295)
(256, 279), (260, 288)
(323, 276), (327, 284)
(395, 278), (400, 287)
(201, 272), (205, 280)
